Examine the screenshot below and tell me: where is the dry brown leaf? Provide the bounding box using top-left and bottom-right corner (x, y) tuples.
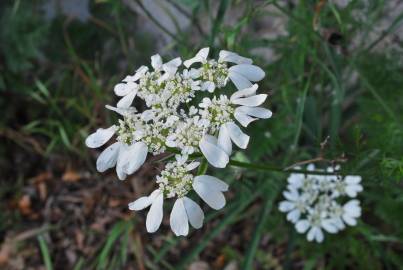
(213, 254), (227, 269)
(31, 171), (52, 184)
(18, 195), (32, 216)
(37, 182), (47, 201)
(62, 169), (82, 182)
(108, 198), (122, 208)
(75, 229), (85, 250)
(0, 242), (12, 266)
(188, 261), (210, 270)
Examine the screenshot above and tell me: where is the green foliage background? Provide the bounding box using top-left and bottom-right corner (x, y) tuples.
(1, 0), (402, 269)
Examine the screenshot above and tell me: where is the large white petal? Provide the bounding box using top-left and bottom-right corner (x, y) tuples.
(342, 214), (358, 226)
(151, 54), (163, 70)
(279, 201), (295, 212)
(194, 175), (229, 192)
(184, 48), (209, 68)
(116, 144), (129, 180)
(345, 175), (362, 184)
(133, 66), (148, 81)
(283, 189), (299, 201)
(230, 84), (258, 100)
(124, 142), (148, 174)
(114, 83), (131, 96)
(287, 173), (304, 188)
(193, 181), (226, 210)
(165, 57), (182, 68)
(105, 105), (136, 117)
(96, 142), (120, 172)
(225, 122), (249, 149)
(183, 197), (204, 229)
(295, 220), (310, 233)
(321, 219), (338, 233)
(228, 72), (252, 90)
(234, 110), (256, 127)
(117, 90), (137, 108)
(287, 209), (301, 223)
(218, 50), (252, 64)
(199, 135), (229, 168)
(345, 185), (363, 198)
(343, 200), (361, 217)
(229, 64), (265, 82)
(218, 125), (232, 155)
(85, 126), (116, 148)
(116, 165), (127, 180)
(128, 196), (151, 211)
(314, 227), (324, 242)
(146, 192), (164, 233)
(170, 198), (189, 236)
(236, 106), (272, 119)
(231, 94), (267, 107)
(307, 227), (318, 242)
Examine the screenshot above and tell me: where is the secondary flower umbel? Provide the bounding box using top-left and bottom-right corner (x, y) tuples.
(279, 164), (363, 243)
(85, 48), (271, 235)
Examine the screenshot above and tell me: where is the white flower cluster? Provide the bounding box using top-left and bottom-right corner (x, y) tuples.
(85, 48), (272, 235)
(279, 164), (363, 243)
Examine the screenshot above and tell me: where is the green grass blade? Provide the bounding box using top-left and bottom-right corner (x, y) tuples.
(97, 220), (128, 269)
(242, 192), (277, 270)
(209, 0), (231, 46)
(37, 235), (53, 270)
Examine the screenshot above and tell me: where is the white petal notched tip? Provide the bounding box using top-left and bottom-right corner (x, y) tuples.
(193, 175), (229, 210)
(199, 135), (229, 168)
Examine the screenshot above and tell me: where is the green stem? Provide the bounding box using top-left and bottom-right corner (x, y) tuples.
(197, 158), (208, 175)
(164, 151), (345, 176)
(229, 160), (341, 176)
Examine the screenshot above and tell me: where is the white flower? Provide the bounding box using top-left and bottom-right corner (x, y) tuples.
(85, 124), (148, 180)
(166, 116), (208, 155)
(295, 212), (339, 243)
(231, 84), (272, 127)
(199, 84), (272, 157)
(184, 47), (265, 91)
(279, 164), (363, 243)
(87, 49), (270, 236)
(130, 156), (228, 235)
(156, 155), (200, 198)
(278, 188), (308, 223)
(114, 66), (148, 108)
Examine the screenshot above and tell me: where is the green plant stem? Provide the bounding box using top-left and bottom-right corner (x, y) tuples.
(197, 158), (208, 175)
(229, 160), (342, 176)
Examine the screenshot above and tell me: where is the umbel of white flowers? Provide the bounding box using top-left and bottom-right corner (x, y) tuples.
(279, 164), (363, 243)
(85, 48), (272, 236)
